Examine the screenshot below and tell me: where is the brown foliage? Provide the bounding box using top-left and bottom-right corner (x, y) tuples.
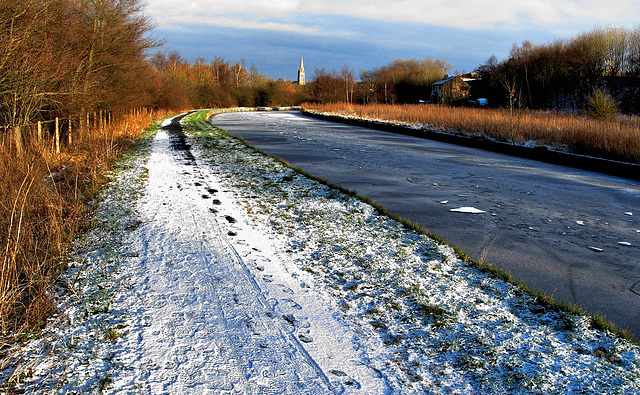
(0, 0), (160, 129)
(149, 51), (309, 108)
(0, 109), (172, 339)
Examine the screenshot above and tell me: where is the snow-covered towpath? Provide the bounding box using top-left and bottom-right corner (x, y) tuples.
(2, 111), (639, 394)
(105, 121), (386, 393)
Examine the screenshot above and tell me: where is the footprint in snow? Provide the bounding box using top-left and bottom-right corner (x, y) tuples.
(329, 370), (361, 389)
(212, 199), (222, 205)
(201, 194), (210, 199)
(298, 334), (313, 343)
(283, 298), (302, 310)
(278, 285), (294, 295)
(225, 215), (237, 223)
(282, 314), (296, 325)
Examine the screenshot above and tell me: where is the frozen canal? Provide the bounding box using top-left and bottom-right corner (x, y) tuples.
(211, 110), (640, 339)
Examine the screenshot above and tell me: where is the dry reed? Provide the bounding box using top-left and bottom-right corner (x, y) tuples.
(0, 109), (173, 341)
(303, 103), (640, 163)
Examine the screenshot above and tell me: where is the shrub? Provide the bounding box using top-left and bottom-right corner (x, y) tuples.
(586, 89), (619, 119)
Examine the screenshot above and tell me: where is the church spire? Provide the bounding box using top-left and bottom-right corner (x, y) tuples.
(298, 57), (305, 86)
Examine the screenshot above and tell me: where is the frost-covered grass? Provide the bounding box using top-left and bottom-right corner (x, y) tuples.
(190, 110), (640, 393)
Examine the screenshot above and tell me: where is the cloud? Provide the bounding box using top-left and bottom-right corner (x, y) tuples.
(158, 15), (320, 34)
(146, 0), (640, 32)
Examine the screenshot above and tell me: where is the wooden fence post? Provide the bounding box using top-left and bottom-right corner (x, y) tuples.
(55, 117), (60, 153)
(68, 119), (72, 146)
(14, 126), (23, 157)
(37, 121), (43, 145)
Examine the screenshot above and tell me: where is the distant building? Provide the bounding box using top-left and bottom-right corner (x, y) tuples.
(297, 57), (305, 86)
(431, 76), (471, 104)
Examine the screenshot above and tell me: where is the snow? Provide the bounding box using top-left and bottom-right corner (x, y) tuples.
(2, 110), (639, 394)
(449, 206), (486, 214)
(161, 117), (173, 127)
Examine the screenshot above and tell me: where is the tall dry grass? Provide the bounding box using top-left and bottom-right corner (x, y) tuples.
(0, 109), (172, 341)
(303, 103), (640, 163)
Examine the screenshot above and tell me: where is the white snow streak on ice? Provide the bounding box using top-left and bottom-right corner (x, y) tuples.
(449, 207), (486, 214)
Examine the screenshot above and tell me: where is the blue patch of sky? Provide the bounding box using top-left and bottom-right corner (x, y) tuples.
(152, 13), (578, 80)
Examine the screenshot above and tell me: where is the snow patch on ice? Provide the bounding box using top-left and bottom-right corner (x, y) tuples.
(450, 206), (486, 214)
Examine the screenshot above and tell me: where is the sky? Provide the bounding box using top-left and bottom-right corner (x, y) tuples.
(144, 0), (640, 81)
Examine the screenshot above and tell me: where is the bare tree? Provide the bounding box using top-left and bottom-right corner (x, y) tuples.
(364, 58), (450, 104)
(310, 68), (342, 103)
(0, 0), (160, 144)
(340, 65), (354, 103)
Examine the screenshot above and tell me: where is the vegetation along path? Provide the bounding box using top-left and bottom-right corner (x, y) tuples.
(212, 110), (640, 341)
(2, 111), (639, 393)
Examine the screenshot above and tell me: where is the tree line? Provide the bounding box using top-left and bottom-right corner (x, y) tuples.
(477, 26), (640, 114)
(148, 51), (310, 109)
(308, 26), (640, 115)
(307, 58), (451, 105)
(0, 0), (455, 127)
(0, 0), (309, 145)
(3, 0), (640, 137)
